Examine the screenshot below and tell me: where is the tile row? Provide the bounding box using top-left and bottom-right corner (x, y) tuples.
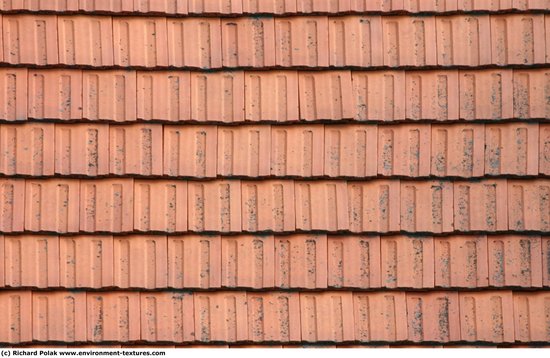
(1, 234), (549, 290)
(2, 68), (549, 122)
(1, 14), (549, 68)
(1, 122), (549, 178)
(0, 178), (547, 233)
(0, 0), (548, 15)
(0, 290), (548, 343)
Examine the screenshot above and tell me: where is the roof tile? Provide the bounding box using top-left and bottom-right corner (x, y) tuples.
(136, 71), (191, 121)
(113, 17), (168, 67)
(3, 15), (58, 65)
(0, 68), (27, 121)
(274, 234), (328, 289)
(221, 235), (275, 289)
(247, 292), (301, 342)
(348, 180), (400, 233)
(514, 292), (550, 342)
(167, 235), (222, 289)
(327, 235), (381, 289)
(167, 18), (222, 68)
(29, 70), (82, 120)
(406, 291), (460, 342)
(275, 16), (329, 67)
(381, 235), (435, 289)
(508, 179), (550, 232)
(86, 292), (141, 342)
(0, 179), (25, 232)
(0, 291), (32, 344)
(353, 291), (408, 342)
(59, 235), (114, 288)
(32, 291), (87, 342)
(163, 124), (218, 178)
(299, 71), (354, 121)
(488, 235), (542, 288)
(459, 291), (515, 343)
(218, 125), (271, 177)
(434, 235), (489, 288)
(222, 17), (276, 68)
(295, 180), (348, 231)
(140, 292), (194, 343)
(24, 179), (80, 233)
(405, 70), (459, 121)
(4, 235), (59, 288)
(352, 71), (406, 121)
(134, 180), (188, 233)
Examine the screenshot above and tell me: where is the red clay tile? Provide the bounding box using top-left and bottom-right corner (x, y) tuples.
(352, 71), (406, 121)
(353, 292), (407, 342)
(459, 291), (514, 343)
(381, 235), (434, 289)
(79, 0), (134, 12)
(218, 125), (271, 177)
(491, 14), (546, 66)
(222, 17), (275, 68)
(324, 124), (378, 177)
(453, 179), (508, 232)
(327, 235), (381, 289)
(513, 69), (550, 119)
(328, 16), (383, 67)
(541, 124), (550, 175)
(459, 69), (514, 120)
(377, 124), (431, 177)
(271, 124), (324, 177)
(28, 70), (82, 120)
(82, 70), (137, 122)
(436, 15), (491, 66)
(508, 180), (550, 232)
(488, 235), (542, 287)
(190, 71), (244, 122)
(400, 180), (453, 233)
(0, 291), (32, 343)
(59, 235), (114, 288)
(134, 180), (187, 233)
(242, 0), (296, 13)
(55, 123), (110, 176)
(406, 291), (460, 342)
(113, 235), (167, 289)
(137, 71), (191, 122)
(434, 235), (489, 288)
(542, 236), (550, 287)
(241, 180), (295, 232)
(3, 15), (58, 65)
(0, 123), (55, 176)
(514, 292), (550, 342)
(163, 125), (217, 178)
(221, 235), (275, 288)
(32, 291), (87, 342)
(348, 180), (400, 233)
(113, 17), (168, 67)
(247, 292), (301, 342)
(405, 71), (459, 120)
(134, 0), (188, 14)
(0, 68), (27, 121)
(4, 235), (59, 288)
(0, 179), (25, 232)
(140, 292), (194, 343)
(5, 0), (79, 11)
(485, 122), (539, 176)
(168, 235), (222, 289)
(382, 16), (437, 67)
(167, 18), (222, 68)
(298, 71), (353, 121)
(274, 234), (327, 289)
(188, 0), (242, 14)
(300, 292), (354, 342)
(275, 17), (329, 67)
(297, 0), (351, 12)
(0, 235), (3, 287)
(431, 123), (485, 178)
(405, 0), (458, 11)
(87, 292), (140, 342)
(79, 179), (134, 232)
(187, 180), (242, 232)
(109, 124), (163, 176)
(295, 180), (348, 231)
(245, 71), (299, 122)
(193, 292), (248, 342)
(58, 16), (113, 66)
(25, 179), (80, 233)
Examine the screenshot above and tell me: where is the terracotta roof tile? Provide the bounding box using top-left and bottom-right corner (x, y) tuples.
(140, 292), (194, 343)
(86, 292), (141, 342)
(59, 235), (114, 288)
(514, 292), (550, 342)
(28, 69), (82, 120)
(167, 18), (222, 68)
(222, 17), (276, 68)
(134, 180), (187, 232)
(0, 68), (27, 121)
(218, 125), (271, 177)
(136, 71), (191, 121)
(0, 291), (32, 344)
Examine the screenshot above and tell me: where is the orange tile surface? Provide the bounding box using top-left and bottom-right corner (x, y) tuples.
(0, 2), (548, 349)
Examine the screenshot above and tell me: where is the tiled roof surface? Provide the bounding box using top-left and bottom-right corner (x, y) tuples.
(0, 0), (549, 349)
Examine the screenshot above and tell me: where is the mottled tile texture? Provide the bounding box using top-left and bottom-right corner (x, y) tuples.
(0, 0), (549, 348)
